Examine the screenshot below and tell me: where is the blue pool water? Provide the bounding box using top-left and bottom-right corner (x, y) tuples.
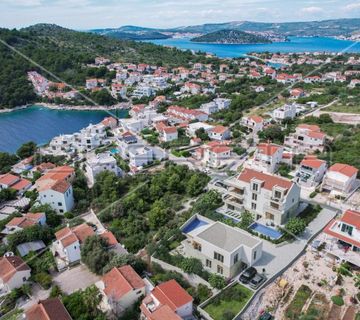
(249, 222), (283, 240)
(182, 217), (208, 234)
(146, 36), (360, 58)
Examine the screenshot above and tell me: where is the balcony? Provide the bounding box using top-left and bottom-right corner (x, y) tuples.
(227, 187), (245, 199)
(223, 194), (244, 210)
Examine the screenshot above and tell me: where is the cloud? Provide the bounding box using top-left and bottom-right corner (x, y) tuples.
(344, 2), (360, 11)
(2, 0), (42, 6)
(301, 6), (324, 14)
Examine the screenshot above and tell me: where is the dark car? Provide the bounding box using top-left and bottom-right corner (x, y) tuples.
(249, 274), (266, 289)
(258, 312), (273, 320)
(239, 267), (257, 284)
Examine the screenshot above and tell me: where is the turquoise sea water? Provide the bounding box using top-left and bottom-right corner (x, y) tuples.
(147, 36), (360, 57)
(0, 106), (126, 153)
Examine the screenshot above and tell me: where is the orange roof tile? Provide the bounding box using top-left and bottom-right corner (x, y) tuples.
(257, 143), (281, 156)
(100, 230), (118, 246)
(0, 173), (19, 186)
(0, 256), (30, 283)
(329, 163), (358, 178)
(341, 210), (360, 229)
(10, 178), (31, 191)
(249, 115), (264, 123)
(72, 224), (95, 243)
(25, 298), (72, 320)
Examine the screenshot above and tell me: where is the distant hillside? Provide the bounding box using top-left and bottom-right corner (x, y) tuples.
(97, 18), (360, 39)
(191, 29), (272, 44)
(0, 24), (208, 109)
(91, 28), (170, 40)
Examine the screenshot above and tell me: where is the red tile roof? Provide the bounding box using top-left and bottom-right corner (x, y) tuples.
(210, 146), (231, 154)
(249, 115), (264, 123)
(152, 280), (193, 311)
(238, 168), (293, 191)
(0, 256), (30, 283)
(25, 298), (72, 320)
(257, 143), (281, 156)
(300, 158), (326, 169)
(298, 124), (321, 132)
(0, 173), (19, 186)
(102, 265), (144, 300)
(341, 210), (360, 229)
(143, 304), (182, 320)
(72, 224), (95, 243)
(324, 219), (360, 248)
(211, 125), (229, 134)
(328, 163), (358, 178)
(100, 230), (118, 246)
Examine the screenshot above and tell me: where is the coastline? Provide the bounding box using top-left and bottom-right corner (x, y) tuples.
(0, 102), (130, 114)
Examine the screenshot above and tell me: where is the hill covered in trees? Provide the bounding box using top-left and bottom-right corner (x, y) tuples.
(0, 24), (208, 109)
(191, 29), (272, 44)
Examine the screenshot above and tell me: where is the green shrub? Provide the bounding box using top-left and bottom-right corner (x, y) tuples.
(331, 295), (344, 306)
(34, 272), (52, 289)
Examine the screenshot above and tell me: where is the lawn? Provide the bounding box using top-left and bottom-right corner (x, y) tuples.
(204, 283), (253, 320)
(285, 284), (312, 320)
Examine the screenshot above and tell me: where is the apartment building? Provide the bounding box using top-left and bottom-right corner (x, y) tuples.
(224, 168), (300, 225)
(321, 163), (358, 196)
(128, 147), (154, 168)
(141, 279), (193, 320)
(246, 143), (284, 174)
(180, 215), (263, 278)
(322, 210), (360, 267)
(284, 124), (326, 154)
(295, 156), (328, 187)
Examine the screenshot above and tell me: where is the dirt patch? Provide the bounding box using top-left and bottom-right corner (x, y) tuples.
(328, 304), (343, 320)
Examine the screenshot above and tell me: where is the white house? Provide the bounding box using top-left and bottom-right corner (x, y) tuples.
(241, 115), (264, 134)
(214, 98), (231, 110)
(246, 143), (284, 174)
(295, 156), (327, 187)
(200, 101), (218, 115)
(208, 125), (231, 141)
(141, 279), (193, 320)
(321, 163), (358, 196)
(180, 214), (263, 278)
(285, 124), (326, 154)
(203, 145), (231, 168)
(97, 265), (145, 316)
(273, 103), (297, 121)
(186, 122), (214, 137)
(160, 127), (178, 142)
(128, 147), (154, 168)
(0, 255), (31, 294)
(167, 106), (209, 122)
(2, 212), (46, 236)
(85, 153), (122, 185)
(223, 168), (301, 225)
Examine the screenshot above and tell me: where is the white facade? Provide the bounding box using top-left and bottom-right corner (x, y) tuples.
(321, 164), (358, 196)
(187, 122), (214, 137)
(295, 158), (328, 187)
(241, 116), (264, 134)
(129, 147), (153, 168)
(181, 215), (263, 278)
(273, 103), (297, 121)
(224, 168), (301, 225)
(203, 146), (231, 168)
(38, 186), (74, 214)
(86, 153), (122, 185)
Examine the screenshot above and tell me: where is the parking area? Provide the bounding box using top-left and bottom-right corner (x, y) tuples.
(52, 264), (100, 294)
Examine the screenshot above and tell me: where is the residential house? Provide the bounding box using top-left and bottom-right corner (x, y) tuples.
(160, 127), (178, 142)
(223, 168), (301, 225)
(0, 173), (31, 194)
(203, 144), (231, 169)
(85, 153), (122, 185)
(241, 115), (264, 134)
(11, 156), (33, 175)
(246, 143), (284, 174)
(2, 213), (46, 235)
(121, 131), (138, 144)
(180, 214), (262, 278)
(322, 210), (360, 267)
(273, 103), (297, 121)
(284, 124), (326, 154)
(214, 98), (231, 110)
(128, 147), (154, 168)
(167, 106), (208, 122)
(295, 156), (327, 187)
(0, 255), (31, 293)
(97, 265), (145, 316)
(321, 163), (358, 196)
(208, 126), (231, 141)
(186, 122), (214, 137)
(200, 101), (218, 115)
(24, 298), (72, 320)
(183, 82), (201, 95)
(141, 279), (193, 320)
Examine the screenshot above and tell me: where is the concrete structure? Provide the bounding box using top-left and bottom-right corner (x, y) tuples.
(180, 214), (263, 278)
(224, 168), (300, 225)
(246, 143), (284, 174)
(141, 279), (193, 320)
(97, 265), (145, 316)
(128, 147), (154, 168)
(295, 156), (327, 187)
(322, 210), (360, 267)
(186, 122), (214, 137)
(285, 124), (326, 154)
(0, 255), (31, 294)
(273, 103), (297, 121)
(167, 106), (208, 122)
(321, 163), (358, 197)
(85, 152), (122, 185)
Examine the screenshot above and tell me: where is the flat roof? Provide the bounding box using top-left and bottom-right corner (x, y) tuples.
(197, 221), (260, 252)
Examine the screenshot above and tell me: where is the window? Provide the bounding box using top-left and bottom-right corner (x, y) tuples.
(193, 241), (202, 252)
(251, 203), (257, 210)
(234, 253), (239, 264)
(206, 259), (212, 268)
(253, 251), (257, 260)
(217, 265), (223, 274)
(59, 209), (64, 213)
(214, 252), (224, 263)
(341, 223), (353, 236)
(22, 277), (26, 282)
(58, 202), (62, 206)
(252, 183), (259, 191)
(252, 193), (257, 201)
(274, 190), (282, 199)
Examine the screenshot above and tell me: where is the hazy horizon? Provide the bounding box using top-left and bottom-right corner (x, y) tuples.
(1, 0), (360, 30)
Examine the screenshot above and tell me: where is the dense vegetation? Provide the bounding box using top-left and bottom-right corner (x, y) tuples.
(192, 29), (271, 44)
(0, 24), (211, 109)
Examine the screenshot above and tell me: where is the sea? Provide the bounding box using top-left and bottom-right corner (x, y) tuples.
(1, 36), (359, 153)
(0, 105), (127, 153)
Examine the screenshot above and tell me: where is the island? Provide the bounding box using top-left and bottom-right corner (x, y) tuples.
(191, 29), (272, 44)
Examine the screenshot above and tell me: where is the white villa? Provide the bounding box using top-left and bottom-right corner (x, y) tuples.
(272, 103), (297, 121)
(295, 156), (328, 188)
(241, 115), (264, 134)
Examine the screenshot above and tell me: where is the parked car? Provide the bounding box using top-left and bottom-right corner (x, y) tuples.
(258, 312), (273, 320)
(239, 267), (257, 284)
(249, 274), (266, 289)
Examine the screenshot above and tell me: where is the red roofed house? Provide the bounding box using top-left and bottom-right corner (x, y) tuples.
(322, 210), (360, 267)
(24, 297), (72, 320)
(285, 124), (326, 154)
(246, 143), (284, 174)
(51, 223), (94, 270)
(203, 143), (232, 168)
(296, 156), (328, 187)
(102, 116), (118, 129)
(223, 168), (300, 225)
(321, 163), (358, 196)
(0, 255), (31, 293)
(208, 125), (231, 141)
(167, 106), (208, 122)
(241, 115), (264, 134)
(97, 265), (145, 316)
(159, 126), (178, 142)
(140, 279), (193, 320)
(0, 173), (32, 195)
(2, 212), (46, 235)
(35, 166), (75, 214)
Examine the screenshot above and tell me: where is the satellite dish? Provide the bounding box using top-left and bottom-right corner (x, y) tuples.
(4, 252), (14, 257)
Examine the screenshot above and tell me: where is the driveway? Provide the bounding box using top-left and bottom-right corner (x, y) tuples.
(52, 264), (100, 294)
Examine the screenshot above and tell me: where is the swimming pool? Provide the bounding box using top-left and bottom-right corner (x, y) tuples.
(182, 217), (209, 234)
(249, 222), (283, 240)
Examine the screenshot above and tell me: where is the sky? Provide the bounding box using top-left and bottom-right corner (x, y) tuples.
(1, 0), (360, 30)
